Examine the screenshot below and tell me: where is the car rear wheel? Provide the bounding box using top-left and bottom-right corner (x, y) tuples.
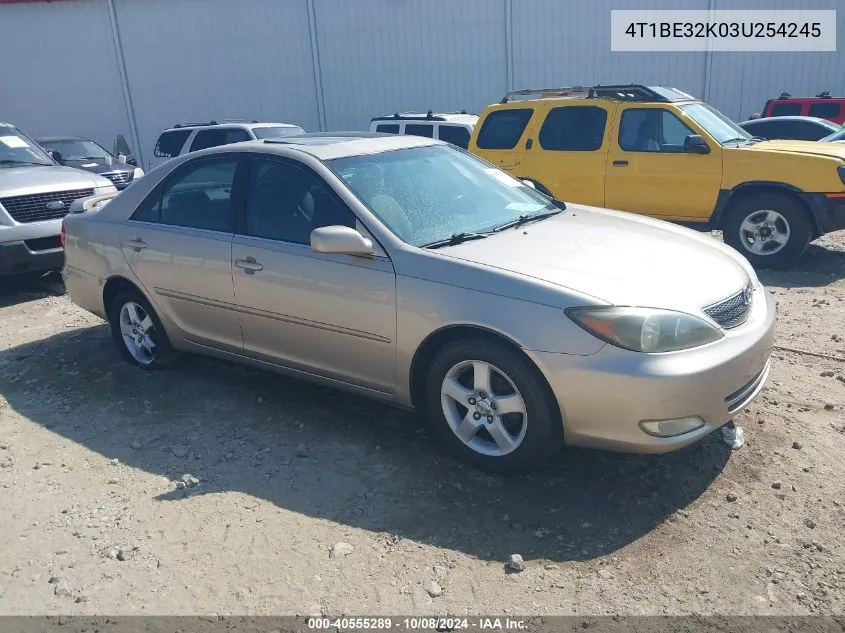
(108, 290), (180, 370)
(722, 193), (812, 269)
(423, 338), (562, 474)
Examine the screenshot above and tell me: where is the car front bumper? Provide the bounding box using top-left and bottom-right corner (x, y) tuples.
(530, 290), (776, 453)
(0, 238), (64, 276)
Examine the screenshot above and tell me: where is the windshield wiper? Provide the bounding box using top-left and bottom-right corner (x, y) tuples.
(493, 208), (562, 233)
(0, 160), (51, 166)
(722, 137), (754, 145)
(422, 232), (493, 249)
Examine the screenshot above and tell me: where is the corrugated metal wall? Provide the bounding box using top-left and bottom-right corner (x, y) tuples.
(1, 0), (842, 168)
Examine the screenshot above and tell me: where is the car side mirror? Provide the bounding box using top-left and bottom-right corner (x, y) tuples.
(126, 155), (138, 166)
(683, 134), (710, 154)
(310, 225), (375, 257)
(48, 149), (64, 164)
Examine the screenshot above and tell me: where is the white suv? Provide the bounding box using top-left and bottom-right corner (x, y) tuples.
(369, 111), (478, 148)
(150, 120), (305, 169)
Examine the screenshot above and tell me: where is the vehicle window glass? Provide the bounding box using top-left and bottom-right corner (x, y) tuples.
(808, 102), (841, 119)
(158, 159), (238, 232)
(791, 121), (830, 141)
(678, 103), (749, 145)
(251, 126), (306, 139)
(770, 102), (802, 117)
(538, 106), (606, 151)
(190, 128), (250, 152)
(39, 139), (110, 160)
(328, 144), (555, 247)
(154, 130), (191, 158)
(437, 125), (471, 149)
(405, 124), (434, 138)
(244, 158), (355, 244)
(475, 109), (533, 150)
(131, 186), (163, 223)
(619, 109), (695, 152)
(375, 124), (400, 134)
(742, 121), (775, 139)
(0, 125), (55, 166)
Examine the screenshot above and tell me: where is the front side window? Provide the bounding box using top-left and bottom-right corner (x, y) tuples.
(133, 158), (238, 232)
(770, 102), (802, 117)
(437, 125), (471, 148)
(375, 124), (400, 134)
(251, 126), (306, 139)
(243, 158), (354, 244)
(154, 130), (191, 158)
(328, 144), (557, 247)
(619, 109), (697, 152)
(475, 109), (533, 150)
(405, 124), (434, 138)
(0, 125), (55, 167)
(538, 106), (607, 151)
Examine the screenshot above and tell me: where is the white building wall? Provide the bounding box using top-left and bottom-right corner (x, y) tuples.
(0, 0), (842, 169)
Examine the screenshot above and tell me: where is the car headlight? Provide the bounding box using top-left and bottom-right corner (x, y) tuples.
(132, 167), (145, 180)
(565, 306), (723, 353)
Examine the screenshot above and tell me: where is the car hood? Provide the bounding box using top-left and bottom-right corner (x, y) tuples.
(0, 165), (112, 197)
(746, 139), (845, 160)
(62, 159), (133, 175)
(437, 206), (751, 313)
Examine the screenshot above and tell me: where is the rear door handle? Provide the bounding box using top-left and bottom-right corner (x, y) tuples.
(235, 256), (263, 274)
(612, 160), (628, 167)
(126, 237), (147, 251)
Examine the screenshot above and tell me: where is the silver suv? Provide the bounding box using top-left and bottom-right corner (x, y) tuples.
(0, 122), (117, 278)
(150, 120), (306, 170)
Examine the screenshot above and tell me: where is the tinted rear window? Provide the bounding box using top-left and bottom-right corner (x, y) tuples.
(770, 102), (802, 117)
(475, 109), (533, 150)
(405, 124), (434, 138)
(154, 130), (191, 158)
(539, 106), (607, 151)
(438, 125), (471, 148)
(190, 128), (251, 152)
(808, 102), (842, 119)
(376, 124), (400, 134)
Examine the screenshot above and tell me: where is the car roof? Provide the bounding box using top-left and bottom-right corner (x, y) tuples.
(742, 116), (838, 125)
(371, 112), (478, 125)
(163, 121), (301, 132)
(35, 135), (92, 143)
(235, 132), (443, 161)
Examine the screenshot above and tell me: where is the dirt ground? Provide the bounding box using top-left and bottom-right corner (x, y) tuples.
(0, 232), (843, 619)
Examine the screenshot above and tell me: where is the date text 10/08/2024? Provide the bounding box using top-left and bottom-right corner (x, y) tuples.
(307, 617), (529, 630)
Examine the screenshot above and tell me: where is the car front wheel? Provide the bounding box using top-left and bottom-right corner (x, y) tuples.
(722, 193), (812, 269)
(423, 338), (562, 474)
(108, 289), (180, 370)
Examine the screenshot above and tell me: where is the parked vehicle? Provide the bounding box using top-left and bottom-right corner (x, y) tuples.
(62, 133), (774, 474)
(0, 122), (117, 278)
(469, 84), (845, 269)
(762, 92), (845, 125)
(36, 136), (145, 190)
(738, 116), (841, 142)
(150, 120), (306, 170)
(369, 111), (478, 149)
(821, 128), (845, 144)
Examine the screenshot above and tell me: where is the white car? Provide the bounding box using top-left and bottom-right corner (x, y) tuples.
(150, 120), (306, 170)
(369, 111), (478, 148)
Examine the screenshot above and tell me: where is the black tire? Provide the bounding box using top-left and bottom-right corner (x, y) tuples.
(722, 193), (812, 269)
(108, 289), (180, 370)
(423, 338), (563, 475)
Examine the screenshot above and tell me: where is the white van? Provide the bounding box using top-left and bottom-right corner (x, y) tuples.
(369, 111), (478, 149)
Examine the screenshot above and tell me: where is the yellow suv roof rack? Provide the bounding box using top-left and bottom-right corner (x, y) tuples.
(500, 84), (696, 104)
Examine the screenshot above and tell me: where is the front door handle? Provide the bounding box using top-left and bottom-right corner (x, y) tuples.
(235, 256), (263, 274)
(126, 237), (147, 251)
(612, 160), (629, 167)
(500, 161), (521, 169)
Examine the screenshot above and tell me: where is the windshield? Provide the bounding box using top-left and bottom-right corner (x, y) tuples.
(822, 127), (845, 142)
(328, 145), (558, 247)
(252, 126), (306, 139)
(42, 139), (111, 160)
(679, 103), (751, 144)
(0, 126), (54, 167)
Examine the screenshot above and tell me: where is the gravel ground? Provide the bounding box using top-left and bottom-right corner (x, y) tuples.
(0, 233), (843, 618)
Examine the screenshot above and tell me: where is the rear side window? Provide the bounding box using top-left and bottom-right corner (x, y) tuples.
(375, 124), (400, 134)
(190, 128), (251, 152)
(770, 102), (802, 117)
(153, 130), (191, 158)
(475, 109), (533, 150)
(438, 125), (471, 149)
(539, 106), (607, 151)
(808, 102), (842, 119)
(405, 124), (433, 138)
(790, 120), (834, 141)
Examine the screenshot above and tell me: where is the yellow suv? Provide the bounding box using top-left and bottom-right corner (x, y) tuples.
(469, 84), (845, 268)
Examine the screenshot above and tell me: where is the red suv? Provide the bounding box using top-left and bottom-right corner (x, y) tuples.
(762, 92), (845, 125)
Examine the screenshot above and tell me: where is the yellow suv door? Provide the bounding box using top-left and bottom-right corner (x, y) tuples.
(471, 106), (535, 175)
(604, 104), (723, 220)
(519, 102), (616, 207)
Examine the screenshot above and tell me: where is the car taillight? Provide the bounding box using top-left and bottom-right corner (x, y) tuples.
(60, 223), (66, 249)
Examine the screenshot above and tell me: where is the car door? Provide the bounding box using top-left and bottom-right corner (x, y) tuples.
(605, 106), (723, 220)
(120, 154), (245, 351)
(231, 155), (397, 393)
(470, 107), (535, 174)
(519, 104), (613, 206)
